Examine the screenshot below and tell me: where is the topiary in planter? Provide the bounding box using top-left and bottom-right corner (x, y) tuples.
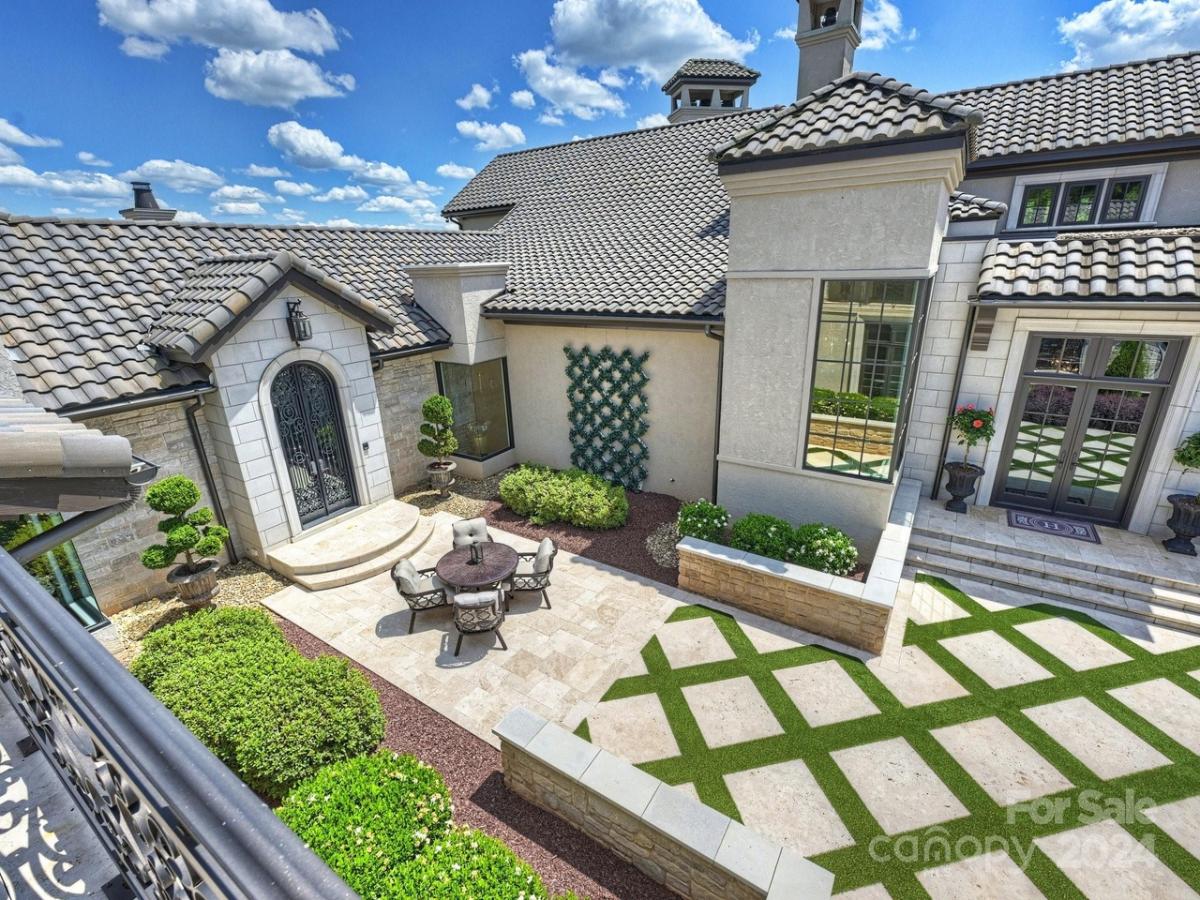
(140, 474), (230, 602)
(417, 394), (459, 497)
(1165, 433), (1200, 555)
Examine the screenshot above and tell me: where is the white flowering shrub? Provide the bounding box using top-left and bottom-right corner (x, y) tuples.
(730, 514), (858, 576)
(388, 826), (551, 899)
(677, 499), (731, 543)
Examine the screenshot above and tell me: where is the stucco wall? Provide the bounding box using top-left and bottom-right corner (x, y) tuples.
(374, 353), (439, 492)
(503, 324), (720, 501)
(70, 401), (236, 614)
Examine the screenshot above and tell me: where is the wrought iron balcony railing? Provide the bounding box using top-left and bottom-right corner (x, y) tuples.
(0, 549), (358, 900)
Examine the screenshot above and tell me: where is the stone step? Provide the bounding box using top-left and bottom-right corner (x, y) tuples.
(267, 500), (421, 577)
(907, 549), (1200, 636)
(911, 525), (1200, 596)
(288, 516), (435, 591)
(908, 533), (1199, 612)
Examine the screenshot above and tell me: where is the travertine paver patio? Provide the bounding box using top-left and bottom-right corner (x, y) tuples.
(578, 574), (1200, 897)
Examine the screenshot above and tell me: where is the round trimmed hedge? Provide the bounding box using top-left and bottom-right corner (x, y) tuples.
(130, 606), (287, 690)
(499, 465), (628, 529)
(279, 752), (455, 891)
(386, 827), (549, 900)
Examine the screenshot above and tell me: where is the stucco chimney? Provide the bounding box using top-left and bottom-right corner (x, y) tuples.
(120, 181), (176, 222)
(795, 0), (864, 99)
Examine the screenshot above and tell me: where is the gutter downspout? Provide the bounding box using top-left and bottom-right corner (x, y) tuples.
(11, 460), (159, 564)
(704, 325), (724, 502)
(931, 301), (979, 501)
(185, 397), (239, 565)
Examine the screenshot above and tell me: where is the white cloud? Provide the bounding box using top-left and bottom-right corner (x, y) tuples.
(516, 48), (626, 119)
(212, 200), (266, 216)
(510, 89), (536, 109)
(267, 120), (355, 168)
(860, 0), (917, 51)
(598, 67), (625, 87)
(0, 165), (130, 199)
(437, 162), (476, 179)
(173, 209), (208, 223)
(204, 48), (354, 107)
(77, 151), (113, 167)
(456, 120), (527, 150)
(242, 163), (287, 177)
(456, 83), (494, 110)
(120, 158), (223, 192)
(313, 184), (368, 202)
(50, 207), (73, 215)
(322, 217), (361, 227)
(98, 0), (339, 57)
(773, 25), (795, 40)
(539, 111), (566, 126)
(274, 178), (316, 196)
(120, 35), (169, 58)
(211, 183), (278, 203)
(0, 118), (61, 148)
(356, 194), (446, 227)
(636, 112), (670, 129)
(547, 0), (758, 82)
(353, 161), (412, 187)
(1057, 0), (1200, 70)
(0, 145), (22, 165)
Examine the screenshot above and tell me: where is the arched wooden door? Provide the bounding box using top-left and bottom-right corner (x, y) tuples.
(270, 362), (358, 526)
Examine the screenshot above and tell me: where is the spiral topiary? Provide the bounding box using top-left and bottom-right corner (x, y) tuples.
(140, 474), (229, 574)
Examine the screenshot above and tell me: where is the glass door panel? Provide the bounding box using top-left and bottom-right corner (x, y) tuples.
(1002, 382), (1078, 505)
(1062, 388), (1154, 517)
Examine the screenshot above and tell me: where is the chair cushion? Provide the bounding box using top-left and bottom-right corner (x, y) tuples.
(533, 537), (556, 575)
(391, 558), (423, 595)
(452, 517), (493, 549)
(454, 590), (501, 610)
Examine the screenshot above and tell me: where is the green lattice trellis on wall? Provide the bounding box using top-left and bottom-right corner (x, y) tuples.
(564, 345), (650, 490)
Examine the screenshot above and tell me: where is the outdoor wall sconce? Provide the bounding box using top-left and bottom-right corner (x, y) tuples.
(285, 299), (312, 344)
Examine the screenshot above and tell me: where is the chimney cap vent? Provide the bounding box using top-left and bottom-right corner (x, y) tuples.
(120, 182), (177, 222)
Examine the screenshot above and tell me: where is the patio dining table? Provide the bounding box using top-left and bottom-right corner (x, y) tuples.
(434, 543), (519, 591)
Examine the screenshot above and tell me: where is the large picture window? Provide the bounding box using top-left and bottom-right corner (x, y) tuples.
(806, 279), (926, 481)
(435, 358), (514, 460)
(0, 514), (106, 629)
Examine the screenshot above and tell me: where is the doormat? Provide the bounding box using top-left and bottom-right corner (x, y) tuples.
(1006, 510), (1101, 544)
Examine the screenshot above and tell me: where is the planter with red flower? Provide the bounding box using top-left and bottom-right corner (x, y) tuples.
(1164, 432), (1200, 556)
(944, 405), (996, 513)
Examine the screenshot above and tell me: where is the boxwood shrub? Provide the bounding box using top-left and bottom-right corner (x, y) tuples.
(279, 751), (455, 891)
(729, 514), (858, 576)
(499, 464), (628, 529)
(386, 827), (549, 900)
(137, 610), (384, 800)
(131, 606), (287, 690)
(676, 499), (730, 543)
(810, 387), (898, 423)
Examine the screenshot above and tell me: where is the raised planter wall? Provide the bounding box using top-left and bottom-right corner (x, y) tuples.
(495, 708), (833, 900)
(678, 478), (921, 654)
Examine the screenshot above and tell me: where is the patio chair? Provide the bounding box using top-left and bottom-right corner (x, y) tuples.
(510, 537), (557, 608)
(452, 590), (507, 656)
(451, 517), (494, 550)
(391, 558), (453, 634)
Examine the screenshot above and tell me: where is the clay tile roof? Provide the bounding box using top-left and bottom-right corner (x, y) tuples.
(949, 191), (1008, 222)
(0, 218), (500, 412)
(712, 72), (983, 163)
(978, 232), (1200, 300)
(146, 249), (398, 362)
(662, 58), (761, 92)
(943, 51), (1200, 161)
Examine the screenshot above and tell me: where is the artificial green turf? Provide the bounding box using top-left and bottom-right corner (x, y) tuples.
(582, 574), (1200, 897)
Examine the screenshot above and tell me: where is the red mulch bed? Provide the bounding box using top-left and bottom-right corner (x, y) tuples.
(278, 618), (674, 900)
(481, 490), (682, 586)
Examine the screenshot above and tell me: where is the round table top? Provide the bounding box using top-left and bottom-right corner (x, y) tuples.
(435, 543), (519, 590)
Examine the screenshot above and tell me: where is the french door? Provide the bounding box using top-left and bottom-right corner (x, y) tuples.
(994, 335), (1179, 524)
(271, 362), (358, 526)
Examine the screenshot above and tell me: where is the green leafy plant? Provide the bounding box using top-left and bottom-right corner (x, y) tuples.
(499, 465), (628, 529)
(810, 388), (899, 423)
(279, 751), (455, 891)
(385, 827), (549, 900)
(1173, 432), (1200, 501)
(139, 474), (229, 573)
(676, 499), (730, 543)
(947, 404), (996, 465)
(564, 344), (650, 490)
(417, 394), (459, 465)
(729, 514), (858, 576)
(130, 606), (287, 690)
(729, 513), (796, 562)
(138, 611), (384, 801)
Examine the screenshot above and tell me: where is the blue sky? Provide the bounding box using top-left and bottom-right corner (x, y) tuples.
(1, 0), (1197, 228)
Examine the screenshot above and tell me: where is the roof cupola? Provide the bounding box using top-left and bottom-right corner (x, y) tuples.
(120, 181), (176, 222)
(795, 0), (864, 99)
(661, 58), (761, 124)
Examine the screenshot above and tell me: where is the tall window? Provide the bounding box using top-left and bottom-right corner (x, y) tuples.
(435, 358), (514, 460)
(806, 280), (926, 481)
(0, 515), (106, 629)
(1016, 172), (1155, 229)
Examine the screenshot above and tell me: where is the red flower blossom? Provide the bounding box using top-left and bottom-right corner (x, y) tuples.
(972, 419), (984, 428)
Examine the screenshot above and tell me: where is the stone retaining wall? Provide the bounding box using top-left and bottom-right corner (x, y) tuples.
(495, 708), (833, 900)
(677, 478), (920, 654)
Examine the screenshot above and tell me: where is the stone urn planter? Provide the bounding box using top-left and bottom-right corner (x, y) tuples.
(944, 462), (986, 513)
(1163, 493), (1200, 556)
(167, 558), (221, 604)
(428, 460), (457, 498)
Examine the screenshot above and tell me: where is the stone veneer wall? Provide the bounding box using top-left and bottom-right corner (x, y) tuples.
(373, 353), (438, 493)
(69, 400), (236, 615)
(495, 708), (833, 900)
(678, 479), (920, 654)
